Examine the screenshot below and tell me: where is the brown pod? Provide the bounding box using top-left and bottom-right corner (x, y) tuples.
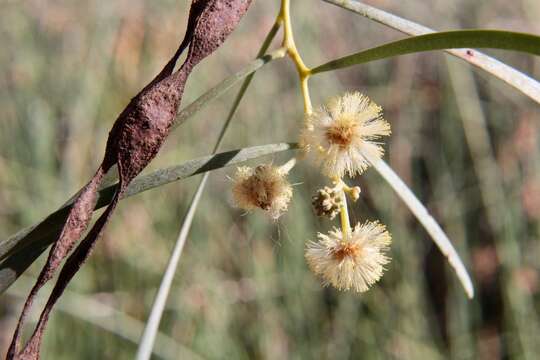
(7, 0), (253, 359)
(142, 0), (211, 91)
(186, 0), (253, 67)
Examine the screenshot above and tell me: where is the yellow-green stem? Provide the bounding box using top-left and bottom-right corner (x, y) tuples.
(339, 186), (351, 240)
(331, 178), (352, 240)
(278, 0), (350, 238)
(278, 0), (313, 114)
(300, 76), (313, 114)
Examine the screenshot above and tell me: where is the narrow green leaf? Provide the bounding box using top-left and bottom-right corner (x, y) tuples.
(322, 0), (540, 104)
(367, 155), (474, 298)
(0, 143), (298, 294)
(173, 47), (285, 130)
(312, 30), (540, 74)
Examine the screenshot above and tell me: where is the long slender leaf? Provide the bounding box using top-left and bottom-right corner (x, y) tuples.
(173, 47), (285, 130)
(312, 30), (540, 74)
(135, 177), (209, 360)
(367, 155), (474, 298)
(322, 0), (540, 104)
(135, 22), (281, 360)
(0, 143), (298, 294)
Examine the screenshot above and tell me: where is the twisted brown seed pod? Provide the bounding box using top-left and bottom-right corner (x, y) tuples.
(7, 1), (252, 359)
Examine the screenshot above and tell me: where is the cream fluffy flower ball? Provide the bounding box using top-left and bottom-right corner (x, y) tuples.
(300, 92), (391, 178)
(232, 161), (294, 219)
(305, 221), (391, 292)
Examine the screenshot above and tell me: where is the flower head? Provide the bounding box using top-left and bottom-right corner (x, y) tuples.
(232, 160), (294, 219)
(300, 92), (391, 178)
(305, 221), (391, 292)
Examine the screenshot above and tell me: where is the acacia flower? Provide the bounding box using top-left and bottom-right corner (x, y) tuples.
(305, 221), (391, 292)
(300, 92), (391, 178)
(232, 159), (295, 219)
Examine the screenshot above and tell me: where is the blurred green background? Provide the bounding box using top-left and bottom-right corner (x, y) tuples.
(1, 0), (540, 358)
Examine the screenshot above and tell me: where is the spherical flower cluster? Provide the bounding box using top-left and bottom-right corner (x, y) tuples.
(300, 92), (391, 178)
(305, 221), (391, 292)
(232, 160), (294, 219)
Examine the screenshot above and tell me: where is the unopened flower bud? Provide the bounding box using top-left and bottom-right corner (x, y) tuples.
(349, 186), (361, 202)
(312, 186), (342, 220)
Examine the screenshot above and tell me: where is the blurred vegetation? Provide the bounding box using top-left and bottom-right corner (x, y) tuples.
(1, 0), (539, 359)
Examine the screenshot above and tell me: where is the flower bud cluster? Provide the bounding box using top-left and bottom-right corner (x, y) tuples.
(311, 186), (342, 219)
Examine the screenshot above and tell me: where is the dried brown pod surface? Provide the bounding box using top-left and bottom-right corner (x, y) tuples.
(7, 0), (253, 359)
(186, 0), (253, 66)
(107, 68), (191, 185)
(5, 166), (107, 360)
(12, 193), (120, 360)
(144, 0), (210, 89)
